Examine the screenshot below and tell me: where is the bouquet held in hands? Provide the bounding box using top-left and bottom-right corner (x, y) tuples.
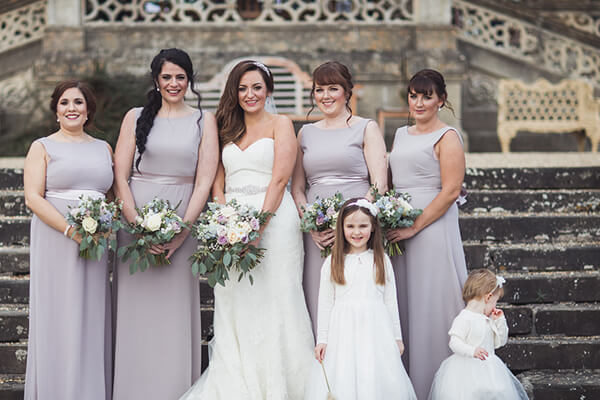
(190, 199), (271, 288)
(66, 195), (123, 261)
(371, 187), (423, 256)
(300, 192), (344, 257)
(118, 197), (185, 273)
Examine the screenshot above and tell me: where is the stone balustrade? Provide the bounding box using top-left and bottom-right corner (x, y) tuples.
(0, 0), (45, 53)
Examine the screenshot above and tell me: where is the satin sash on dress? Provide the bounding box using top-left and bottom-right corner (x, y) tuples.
(308, 175), (367, 187)
(45, 189), (105, 201)
(130, 171), (194, 185)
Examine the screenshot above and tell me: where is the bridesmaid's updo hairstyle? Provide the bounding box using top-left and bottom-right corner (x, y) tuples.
(50, 80), (96, 127)
(407, 69), (454, 115)
(462, 268), (505, 303)
(216, 60), (274, 148)
(331, 198), (385, 286)
(308, 61), (353, 122)
(135, 48), (202, 171)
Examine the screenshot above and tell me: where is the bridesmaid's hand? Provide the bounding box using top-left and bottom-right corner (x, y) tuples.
(396, 340), (405, 355)
(315, 343), (327, 362)
(386, 227), (417, 243)
(164, 232), (189, 260)
(473, 347), (488, 360)
(67, 226), (83, 244)
(310, 229), (335, 249)
(148, 244), (165, 255)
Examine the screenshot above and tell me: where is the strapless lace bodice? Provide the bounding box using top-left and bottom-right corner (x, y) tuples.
(222, 138), (274, 193)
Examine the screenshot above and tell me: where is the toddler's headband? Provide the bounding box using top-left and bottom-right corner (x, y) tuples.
(348, 199), (378, 217)
(491, 276), (506, 294)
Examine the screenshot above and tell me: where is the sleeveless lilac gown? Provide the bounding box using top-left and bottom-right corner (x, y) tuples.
(25, 137), (113, 400)
(112, 108), (203, 400)
(299, 118), (371, 335)
(388, 126), (468, 400)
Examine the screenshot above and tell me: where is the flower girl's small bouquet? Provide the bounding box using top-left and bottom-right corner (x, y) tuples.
(66, 195), (123, 261)
(371, 187), (423, 257)
(300, 192), (344, 257)
(118, 198), (185, 274)
(190, 199), (271, 288)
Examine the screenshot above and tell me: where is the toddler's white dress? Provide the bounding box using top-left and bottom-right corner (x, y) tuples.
(429, 309), (529, 400)
(304, 250), (417, 400)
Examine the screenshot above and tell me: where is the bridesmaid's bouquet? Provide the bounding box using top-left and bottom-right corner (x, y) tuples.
(300, 192), (344, 257)
(66, 195), (123, 261)
(190, 199), (271, 288)
(371, 187), (423, 257)
(118, 198), (186, 274)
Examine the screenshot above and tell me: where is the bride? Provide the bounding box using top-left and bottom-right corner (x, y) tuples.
(180, 60), (314, 399)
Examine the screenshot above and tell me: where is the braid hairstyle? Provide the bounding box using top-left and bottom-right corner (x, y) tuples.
(135, 48), (203, 171)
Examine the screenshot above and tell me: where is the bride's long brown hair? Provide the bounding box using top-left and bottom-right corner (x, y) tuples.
(330, 198), (386, 285)
(216, 60), (274, 148)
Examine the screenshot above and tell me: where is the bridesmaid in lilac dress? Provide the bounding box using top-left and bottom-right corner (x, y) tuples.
(23, 81), (113, 399)
(387, 69), (468, 400)
(291, 61), (387, 335)
(112, 49), (219, 400)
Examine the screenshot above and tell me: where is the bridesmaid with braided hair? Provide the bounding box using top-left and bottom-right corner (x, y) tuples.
(112, 48), (219, 400)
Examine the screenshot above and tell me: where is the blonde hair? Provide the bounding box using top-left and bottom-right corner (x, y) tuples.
(331, 198), (385, 285)
(462, 268), (504, 303)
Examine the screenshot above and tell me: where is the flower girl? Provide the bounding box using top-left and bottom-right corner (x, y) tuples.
(304, 198), (417, 400)
(429, 268), (529, 400)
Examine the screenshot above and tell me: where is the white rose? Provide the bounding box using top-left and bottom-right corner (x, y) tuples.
(397, 198), (413, 215)
(227, 230), (240, 244)
(220, 206), (236, 218)
(82, 216), (98, 234)
(146, 213), (162, 232)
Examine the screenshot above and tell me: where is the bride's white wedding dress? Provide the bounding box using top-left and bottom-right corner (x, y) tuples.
(180, 138), (315, 400)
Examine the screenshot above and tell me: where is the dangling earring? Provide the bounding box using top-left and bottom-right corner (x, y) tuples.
(156, 87), (160, 92)
(56, 118), (59, 123)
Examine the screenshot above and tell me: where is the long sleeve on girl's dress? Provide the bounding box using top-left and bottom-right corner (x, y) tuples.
(383, 255), (403, 340)
(448, 315), (476, 357)
(316, 257), (335, 344)
(492, 316), (509, 348)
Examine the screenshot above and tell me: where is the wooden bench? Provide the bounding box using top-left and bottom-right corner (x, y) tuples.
(497, 78), (600, 152)
(191, 57), (359, 121)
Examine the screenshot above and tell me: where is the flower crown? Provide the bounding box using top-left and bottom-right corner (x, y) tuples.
(348, 199), (379, 217)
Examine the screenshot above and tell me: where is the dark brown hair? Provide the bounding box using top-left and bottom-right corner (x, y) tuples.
(216, 60), (274, 148)
(308, 61), (353, 122)
(331, 198), (385, 285)
(407, 68), (455, 115)
(462, 268), (505, 303)
(50, 80), (96, 127)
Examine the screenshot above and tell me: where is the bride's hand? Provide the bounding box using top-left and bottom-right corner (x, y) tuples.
(163, 231), (189, 260)
(315, 343), (327, 362)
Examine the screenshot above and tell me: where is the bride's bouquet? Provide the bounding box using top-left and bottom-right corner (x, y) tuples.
(190, 199), (271, 288)
(371, 187), (423, 257)
(300, 192), (344, 257)
(118, 197), (185, 274)
(66, 195), (123, 261)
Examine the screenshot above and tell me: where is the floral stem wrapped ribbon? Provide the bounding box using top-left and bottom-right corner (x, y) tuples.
(66, 195), (123, 261)
(117, 198), (186, 274)
(190, 199), (271, 288)
(371, 186), (423, 257)
(300, 192), (344, 258)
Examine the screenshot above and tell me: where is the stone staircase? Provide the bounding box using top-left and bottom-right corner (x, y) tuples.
(0, 162), (599, 398)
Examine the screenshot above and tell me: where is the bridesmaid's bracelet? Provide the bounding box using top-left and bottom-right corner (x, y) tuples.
(63, 225), (72, 237)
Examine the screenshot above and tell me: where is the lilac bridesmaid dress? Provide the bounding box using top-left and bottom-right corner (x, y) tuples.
(25, 137), (113, 400)
(300, 117), (371, 335)
(112, 108), (203, 400)
(388, 125), (468, 400)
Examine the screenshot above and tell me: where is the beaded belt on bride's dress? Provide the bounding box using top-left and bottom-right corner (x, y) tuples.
(226, 184), (268, 195)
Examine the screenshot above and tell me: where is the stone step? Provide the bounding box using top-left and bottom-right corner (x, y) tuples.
(502, 271), (600, 305)
(460, 189), (600, 213)
(0, 170), (22, 192)
(498, 336), (600, 371)
(0, 247), (29, 275)
(459, 214), (600, 243)
(0, 191), (28, 217)
(465, 167), (600, 190)
(0, 277), (28, 305)
(518, 369), (600, 400)
(0, 374), (24, 400)
(463, 241), (600, 272)
(0, 218), (29, 247)
(0, 307), (28, 342)
(502, 303), (600, 336)
(0, 344), (27, 375)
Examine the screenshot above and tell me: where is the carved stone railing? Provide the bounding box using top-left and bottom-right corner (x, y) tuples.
(83, 0), (414, 25)
(452, 0), (600, 88)
(549, 12), (600, 40)
(0, 0), (46, 53)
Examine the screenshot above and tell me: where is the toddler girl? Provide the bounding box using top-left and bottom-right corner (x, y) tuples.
(429, 268), (529, 399)
(304, 198), (416, 400)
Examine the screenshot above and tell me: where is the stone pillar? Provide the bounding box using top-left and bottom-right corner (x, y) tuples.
(414, 0), (452, 25)
(46, 0), (82, 26)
